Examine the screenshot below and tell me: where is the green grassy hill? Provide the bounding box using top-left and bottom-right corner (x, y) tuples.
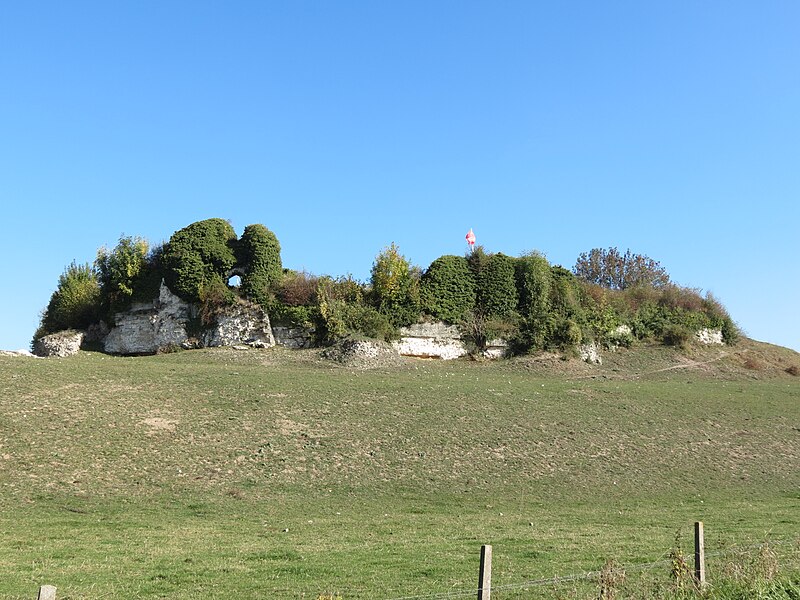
(1, 340), (798, 598)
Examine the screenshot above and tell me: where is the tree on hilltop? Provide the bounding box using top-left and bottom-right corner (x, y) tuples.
(573, 247), (669, 290)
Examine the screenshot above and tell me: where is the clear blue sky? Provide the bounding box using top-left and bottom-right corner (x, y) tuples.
(1, 1), (798, 352)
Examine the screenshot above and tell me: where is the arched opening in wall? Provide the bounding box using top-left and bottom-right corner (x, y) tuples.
(228, 275), (241, 288)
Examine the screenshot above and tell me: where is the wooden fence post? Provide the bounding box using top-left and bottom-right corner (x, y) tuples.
(37, 585), (57, 600)
(478, 544), (492, 600)
(694, 521), (706, 588)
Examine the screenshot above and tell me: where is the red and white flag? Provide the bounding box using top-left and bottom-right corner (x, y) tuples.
(465, 228), (476, 246)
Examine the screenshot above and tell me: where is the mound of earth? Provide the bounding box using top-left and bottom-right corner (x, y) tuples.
(321, 338), (404, 369)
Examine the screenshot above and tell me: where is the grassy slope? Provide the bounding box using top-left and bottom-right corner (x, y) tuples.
(0, 340), (798, 598)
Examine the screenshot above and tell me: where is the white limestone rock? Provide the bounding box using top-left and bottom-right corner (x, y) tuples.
(33, 330), (85, 358)
(0, 349), (38, 358)
(483, 338), (510, 359)
(579, 342), (602, 365)
(202, 301), (275, 348)
(104, 282), (192, 354)
(393, 322), (468, 360)
(696, 328), (724, 345)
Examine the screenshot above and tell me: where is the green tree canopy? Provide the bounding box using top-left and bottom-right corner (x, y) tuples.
(370, 243), (420, 327)
(37, 262), (101, 336)
(162, 218), (238, 302)
(420, 255), (476, 323)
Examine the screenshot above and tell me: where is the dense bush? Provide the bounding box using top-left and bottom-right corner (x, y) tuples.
(370, 243), (420, 327)
(162, 218), (237, 302)
(420, 255), (476, 323)
(277, 270), (318, 307)
(238, 224), (282, 307)
(515, 252), (552, 349)
(549, 266), (584, 321)
(96, 235), (149, 314)
(459, 311), (519, 355)
(551, 317), (583, 349)
(318, 276), (396, 342)
(466, 245), (490, 278)
(129, 243), (166, 303)
(37, 262), (102, 337)
(198, 277), (237, 326)
(268, 270), (320, 328)
(661, 323), (693, 348)
(477, 253), (518, 318)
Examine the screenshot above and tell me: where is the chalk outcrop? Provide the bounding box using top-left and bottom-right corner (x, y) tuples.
(104, 281), (275, 354)
(696, 328), (724, 345)
(483, 338), (510, 359)
(0, 350), (38, 358)
(104, 282), (193, 354)
(272, 326), (315, 349)
(580, 342), (602, 365)
(202, 303), (275, 348)
(393, 322), (468, 360)
(33, 330), (85, 358)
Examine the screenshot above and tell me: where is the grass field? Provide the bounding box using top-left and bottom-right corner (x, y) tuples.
(1, 340), (798, 598)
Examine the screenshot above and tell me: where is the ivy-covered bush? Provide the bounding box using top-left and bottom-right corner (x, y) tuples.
(420, 255), (476, 323)
(477, 253), (518, 319)
(238, 224), (282, 307)
(369, 243), (420, 327)
(162, 218), (237, 303)
(549, 266), (583, 320)
(551, 317), (583, 349)
(515, 252), (552, 350)
(36, 262), (102, 338)
(516, 252), (552, 318)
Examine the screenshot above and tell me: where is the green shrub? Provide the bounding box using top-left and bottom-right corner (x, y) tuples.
(459, 310), (520, 354)
(198, 277), (237, 326)
(269, 303), (318, 329)
(37, 262), (102, 337)
(238, 224), (282, 307)
(420, 255), (476, 323)
(477, 253), (518, 318)
(96, 235), (150, 313)
(514, 252), (552, 350)
(516, 252), (551, 318)
(130, 243), (166, 303)
(466, 245), (490, 278)
(515, 313), (557, 352)
(702, 292), (740, 344)
(661, 323), (693, 348)
(549, 266), (584, 320)
(317, 276), (396, 342)
(162, 218), (237, 302)
(658, 284), (704, 313)
(551, 318), (583, 349)
(369, 243), (420, 327)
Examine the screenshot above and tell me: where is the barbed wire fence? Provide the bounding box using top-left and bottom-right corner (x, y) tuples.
(321, 525), (799, 600)
(33, 524), (799, 599)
